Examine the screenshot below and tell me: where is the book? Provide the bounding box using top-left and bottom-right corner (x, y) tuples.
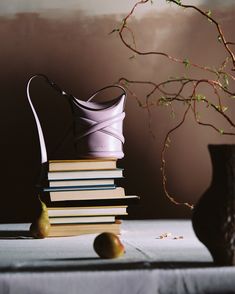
(44, 195), (140, 207)
(49, 159), (117, 172)
(48, 169), (123, 181)
(48, 206), (128, 217)
(48, 187), (125, 202)
(44, 185), (116, 192)
(49, 215), (115, 224)
(48, 221), (121, 237)
(49, 178), (115, 188)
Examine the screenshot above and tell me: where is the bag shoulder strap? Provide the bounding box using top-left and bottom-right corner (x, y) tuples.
(87, 84), (127, 103)
(26, 74), (72, 164)
(27, 75), (48, 164)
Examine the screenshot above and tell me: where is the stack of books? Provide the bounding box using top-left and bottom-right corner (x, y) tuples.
(42, 159), (139, 237)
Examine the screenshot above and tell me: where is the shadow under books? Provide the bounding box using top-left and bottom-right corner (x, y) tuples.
(0, 230), (32, 239)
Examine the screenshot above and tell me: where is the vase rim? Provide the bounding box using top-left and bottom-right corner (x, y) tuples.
(208, 144), (235, 151)
(208, 144), (235, 146)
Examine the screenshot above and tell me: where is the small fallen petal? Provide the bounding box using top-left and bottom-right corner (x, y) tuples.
(165, 232), (172, 237)
(157, 232), (172, 239)
(161, 232), (172, 238)
(173, 235), (184, 240)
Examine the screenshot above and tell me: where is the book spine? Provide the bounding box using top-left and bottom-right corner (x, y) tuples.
(47, 169), (123, 180)
(49, 216), (115, 224)
(49, 159), (117, 172)
(42, 196), (140, 207)
(43, 185), (116, 192)
(49, 187), (125, 202)
(49, 179), (115, 187)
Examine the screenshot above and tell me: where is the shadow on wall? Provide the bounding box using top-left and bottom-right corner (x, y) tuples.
(0, 6), (234, 222)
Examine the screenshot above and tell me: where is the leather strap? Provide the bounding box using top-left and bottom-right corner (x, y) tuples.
(26, 74), (73, 164)
(27, 75), (48, 164)
(88, 84), (127, 102)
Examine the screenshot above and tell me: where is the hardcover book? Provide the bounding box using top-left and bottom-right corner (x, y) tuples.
(48, 205), (128, 217)
(44, 195), (140, 207)
(49, 178), (115, 188)
(49, 215), (116, 224)
(48, 187), (125, 202)
(48, 169), (123, 181)
(49, 158), (117, 172)
(48, 221), (121, 237)
(44, 185), (116, 192)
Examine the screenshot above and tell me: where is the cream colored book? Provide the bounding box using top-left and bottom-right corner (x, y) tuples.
(49, 187), (125, 202)
(48, 169), (123, 180)
(48, 221), (121, 237)
(49, 215), (115, 224)
(49, 158), (117, 172)
(48, 206), (128, 217)
(49, 179), (115, 188)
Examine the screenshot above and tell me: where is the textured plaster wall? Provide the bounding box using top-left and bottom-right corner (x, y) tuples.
(0, 1), (234, 221)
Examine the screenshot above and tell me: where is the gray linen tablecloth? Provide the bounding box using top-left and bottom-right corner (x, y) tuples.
(0, 220), (234, 294)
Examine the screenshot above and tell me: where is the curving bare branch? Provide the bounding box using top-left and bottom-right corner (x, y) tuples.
(115, 0), (235, 209)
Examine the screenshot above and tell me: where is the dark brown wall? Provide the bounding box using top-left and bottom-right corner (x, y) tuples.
(0, 6), (234, 221)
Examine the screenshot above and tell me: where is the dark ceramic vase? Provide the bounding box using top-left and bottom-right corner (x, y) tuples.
(192, 144), (235, 266)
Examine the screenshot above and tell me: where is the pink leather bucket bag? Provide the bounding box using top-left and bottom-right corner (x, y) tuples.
(26, 74), (126, 164)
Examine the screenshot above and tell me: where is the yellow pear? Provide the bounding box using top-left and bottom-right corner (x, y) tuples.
(30, 197), (50, 239)
(93, 232), (125, 259)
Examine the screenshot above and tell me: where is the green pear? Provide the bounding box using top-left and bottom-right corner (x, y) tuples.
(93, 232), (125, 259)
(30, 197), (50, 239)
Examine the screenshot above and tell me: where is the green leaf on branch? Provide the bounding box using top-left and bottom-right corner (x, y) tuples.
(183, 58), (190, 69)
(165, 136), (171, 148)
(217, 35), (222, 43)
(206, 10), (212, 17)
(158, 96), (171, 107)
(206, 10), (212, 18)
(219, 129), (224, 135)
(215, 105), (228, 113)
(174, 0), (182, 4)
(206, 10), (212, 23)
(222, 74), (229, 89)
(108, 28), (120, 35)
(195, 94), (206, 102)
(222, 106), (228, 112)
(166, 0), (182, 5)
